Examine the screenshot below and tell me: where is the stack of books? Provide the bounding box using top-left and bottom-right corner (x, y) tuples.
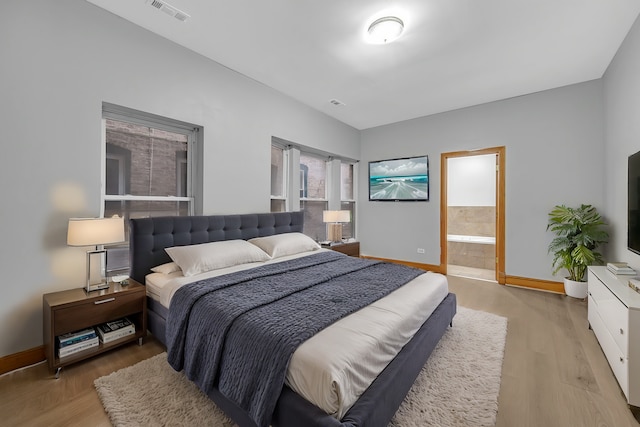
(320, 241), (344, 247)
(96, 317), (135, 343)
(57, 327), (98, 358)
(607, 262), (636, 275)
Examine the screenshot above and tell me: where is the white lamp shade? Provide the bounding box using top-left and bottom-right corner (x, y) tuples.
(67, 217), (125, 246)
(323, 210), (351, 223)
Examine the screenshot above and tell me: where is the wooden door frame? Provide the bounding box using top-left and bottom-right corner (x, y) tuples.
(440, 147), (506, 284)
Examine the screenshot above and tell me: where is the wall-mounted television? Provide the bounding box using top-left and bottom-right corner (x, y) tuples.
(369, 155), (429, 201)
(629, 150), (640, 254)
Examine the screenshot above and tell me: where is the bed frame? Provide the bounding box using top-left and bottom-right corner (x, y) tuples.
(129, 211), (457, 427)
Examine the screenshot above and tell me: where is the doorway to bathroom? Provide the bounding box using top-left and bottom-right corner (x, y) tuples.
(440, 147), (505, 283)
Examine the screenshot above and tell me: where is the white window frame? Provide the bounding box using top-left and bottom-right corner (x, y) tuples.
(270, 138), (358, 239)
(101, 103), (198, 218)
(299, 151), (329, 205)
(340, 161), (358, 204)
(270, 142), (290, 211)
(339, 160), (358, 239)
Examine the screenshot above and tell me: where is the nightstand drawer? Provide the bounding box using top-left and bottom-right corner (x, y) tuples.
(328, 242), (360, 257)
(53, 292), (144, 336)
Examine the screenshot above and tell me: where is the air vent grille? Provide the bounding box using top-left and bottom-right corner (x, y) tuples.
(146, 0), (190, 22)
(173, 12), (189, 22)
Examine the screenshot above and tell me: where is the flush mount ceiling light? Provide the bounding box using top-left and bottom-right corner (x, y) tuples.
(367, 16), (404, 44)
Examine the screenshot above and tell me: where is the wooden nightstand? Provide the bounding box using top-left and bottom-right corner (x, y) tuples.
(43, 281), (147, 377)
(325, 241), (360, 257)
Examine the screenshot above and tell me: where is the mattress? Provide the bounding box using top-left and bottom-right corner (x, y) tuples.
(146, 250), (449, 419)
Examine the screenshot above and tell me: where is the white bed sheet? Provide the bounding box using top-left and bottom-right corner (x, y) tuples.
(146, 250), (449, 419)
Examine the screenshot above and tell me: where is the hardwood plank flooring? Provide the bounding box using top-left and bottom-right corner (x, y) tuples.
(448, 275), (639, 427)
(1, 276), (638, 426)
(0, 339), (165, 427)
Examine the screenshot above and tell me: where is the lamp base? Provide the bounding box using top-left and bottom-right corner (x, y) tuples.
(85, 282), (110, 293)
(327, 223), (343, 243)
(84, 248), (110, 293)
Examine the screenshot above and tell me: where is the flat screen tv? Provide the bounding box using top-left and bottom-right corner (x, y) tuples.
(369, 155), (429, 201)
(629, 150), (640, 254)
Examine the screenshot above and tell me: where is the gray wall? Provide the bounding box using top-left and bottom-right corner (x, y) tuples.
(603, 15), (640, 267)
(359, 80), (605, 280)
(2, 0), (638, 360)
(0, 0), (360, 357)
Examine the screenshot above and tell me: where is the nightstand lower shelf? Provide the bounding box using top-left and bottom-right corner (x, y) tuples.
(53, 334), (145, 369)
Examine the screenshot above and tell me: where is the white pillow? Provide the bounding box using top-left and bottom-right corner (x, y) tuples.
(248, 232), (320, 259)
(150, 262), (181, 275)
(165, 240), (271, 277)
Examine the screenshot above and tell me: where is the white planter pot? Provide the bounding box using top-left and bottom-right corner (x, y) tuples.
(564, 278), (588, 299)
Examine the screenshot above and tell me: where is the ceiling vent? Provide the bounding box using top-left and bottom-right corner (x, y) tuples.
(147, 0), (190, 22)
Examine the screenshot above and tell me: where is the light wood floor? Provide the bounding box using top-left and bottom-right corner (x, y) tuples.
(1, 276), (639, 427)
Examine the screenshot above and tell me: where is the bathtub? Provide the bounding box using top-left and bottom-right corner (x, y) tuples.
(447, 234), (496, 270)
(447, 234), (496, 244)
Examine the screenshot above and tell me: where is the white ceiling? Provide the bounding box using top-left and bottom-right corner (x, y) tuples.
(86, 0), (640, 130)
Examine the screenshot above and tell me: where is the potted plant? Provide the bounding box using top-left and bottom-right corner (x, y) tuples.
(547, 204), (609, 298)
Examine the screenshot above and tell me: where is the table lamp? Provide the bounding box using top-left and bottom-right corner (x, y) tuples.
(67, 217), (125, 293)
(323, 210), (351, 243)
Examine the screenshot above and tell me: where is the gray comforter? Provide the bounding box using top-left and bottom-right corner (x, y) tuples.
(166, 251), (424, 427)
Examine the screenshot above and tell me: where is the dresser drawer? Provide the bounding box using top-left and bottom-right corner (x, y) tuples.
(53, 291), (144, 336)
(589, 296), (629, 398)
(588, 275), (629, 355)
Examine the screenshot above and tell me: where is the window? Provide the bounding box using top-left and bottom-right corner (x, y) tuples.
(299, 153), (328, 240)
(341, 162), (356, 239)
(176, 151), (188, 197)
(103, 119), (195, 222)
(271, 145), (287, 212)
(270, 138), (357, 241)
(102, 104), (200, 273)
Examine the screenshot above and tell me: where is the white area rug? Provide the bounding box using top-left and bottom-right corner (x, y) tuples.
(95, 306), (507, 427)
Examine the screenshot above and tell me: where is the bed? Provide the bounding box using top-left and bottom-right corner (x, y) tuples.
(129, 211), (456, 427)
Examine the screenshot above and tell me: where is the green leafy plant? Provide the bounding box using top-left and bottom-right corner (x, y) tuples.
(547, 204), (609, 282)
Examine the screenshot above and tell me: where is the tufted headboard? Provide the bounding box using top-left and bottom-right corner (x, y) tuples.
(128, 211), (304, 284)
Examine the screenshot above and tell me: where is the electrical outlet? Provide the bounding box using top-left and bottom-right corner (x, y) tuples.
(417, 248), (425, 254)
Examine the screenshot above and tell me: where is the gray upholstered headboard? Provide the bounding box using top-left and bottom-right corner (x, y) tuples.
(129, 211), (304, 284)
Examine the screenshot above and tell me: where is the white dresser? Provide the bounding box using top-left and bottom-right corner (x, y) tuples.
(588, 266), (640, 407)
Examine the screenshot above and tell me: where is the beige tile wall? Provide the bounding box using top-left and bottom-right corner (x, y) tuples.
(447, 206), (495, 269)
(447, 206), (495, 237)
